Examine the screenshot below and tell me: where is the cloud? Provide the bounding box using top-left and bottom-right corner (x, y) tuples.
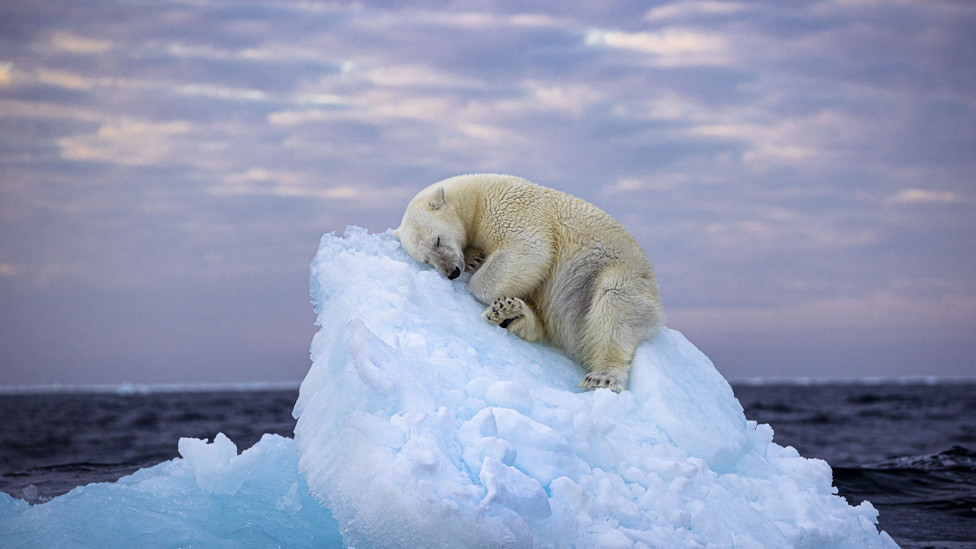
(265, 107), (347, 126)
(363, 64), (483, 89)
(644, 2), (748, 22)
(584, 27), (731, 66)
(213, 168), (368, 201)
(56, 120), (195, 166)
(0, 97), (101, 126)
(686, 108), (870, 167)
(528, 81), (603, 116)
(48, 32), (112, 54)
(670, 290), (976, 339)
(887, 189), (962, 206)
(351, 8), (572, 33)
(34, 67), (93, 90)
(0, 62), (11, 86)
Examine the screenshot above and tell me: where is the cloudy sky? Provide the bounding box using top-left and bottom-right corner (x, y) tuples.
(1, 0), (974, 386)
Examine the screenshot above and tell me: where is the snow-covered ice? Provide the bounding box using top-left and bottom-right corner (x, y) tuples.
(0, 434), (342, 548)
(0, 227), (899, 548)
(293, 227), (898, 548)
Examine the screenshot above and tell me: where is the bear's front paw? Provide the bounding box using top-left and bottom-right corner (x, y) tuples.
(579, 369), (627, 393)
(465, 250), (486, 273)
(482, 297), (526, 329)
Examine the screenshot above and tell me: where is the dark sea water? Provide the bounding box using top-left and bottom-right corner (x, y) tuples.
(1, 382), (974, 549)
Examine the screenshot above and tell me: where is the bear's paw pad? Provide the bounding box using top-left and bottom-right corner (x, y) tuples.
(482, 297), (526, 328)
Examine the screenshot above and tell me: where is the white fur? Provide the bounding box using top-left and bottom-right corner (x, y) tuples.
(394, 174), (664, 392)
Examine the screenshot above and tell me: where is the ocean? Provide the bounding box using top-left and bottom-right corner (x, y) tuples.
(1, 381), (973, 549)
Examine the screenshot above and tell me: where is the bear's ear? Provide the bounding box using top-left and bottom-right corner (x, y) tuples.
(392, 227), (402, 240)
(427, 187), (446, 210)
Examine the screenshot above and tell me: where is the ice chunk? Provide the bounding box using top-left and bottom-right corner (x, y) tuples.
(0, 434), (342, 548)
(629, 329), (750, 472)
(479, 456), (551, 518)
(294, 227), (900, 548)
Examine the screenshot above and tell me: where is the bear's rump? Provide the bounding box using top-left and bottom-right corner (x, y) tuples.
(538, 248), (659, 361)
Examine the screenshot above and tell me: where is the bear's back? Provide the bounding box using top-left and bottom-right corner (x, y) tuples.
(444, 174), (649, 266)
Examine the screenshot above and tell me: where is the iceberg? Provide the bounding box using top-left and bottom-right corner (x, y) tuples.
(294, 227), (898, 548)
(0, 227), (899, 548)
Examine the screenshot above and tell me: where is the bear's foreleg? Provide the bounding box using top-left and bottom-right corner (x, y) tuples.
(468, 245), (551, 305)
(482, 297), (544, 342)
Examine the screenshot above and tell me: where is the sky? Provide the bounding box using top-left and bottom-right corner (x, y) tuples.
(1, 0), (974, 387)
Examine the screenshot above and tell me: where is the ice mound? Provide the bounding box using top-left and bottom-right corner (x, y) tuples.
(294, 227), (899, 549)
(0, 434), (342, 548)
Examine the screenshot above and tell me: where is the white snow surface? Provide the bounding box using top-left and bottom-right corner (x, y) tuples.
(0, 227), (899, 549)
(293, 227), (899, 549)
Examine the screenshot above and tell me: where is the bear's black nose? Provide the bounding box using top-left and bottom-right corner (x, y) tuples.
(448, 267), (461, 280)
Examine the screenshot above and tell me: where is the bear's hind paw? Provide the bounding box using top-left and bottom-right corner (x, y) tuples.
(579, 369), (628, 393)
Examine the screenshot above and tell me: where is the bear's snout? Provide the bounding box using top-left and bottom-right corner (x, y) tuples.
(428, 246), (463, 281)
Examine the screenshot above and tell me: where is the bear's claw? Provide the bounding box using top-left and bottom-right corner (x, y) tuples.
(465, 250), (486, 273)
(579, 369), (626, 393)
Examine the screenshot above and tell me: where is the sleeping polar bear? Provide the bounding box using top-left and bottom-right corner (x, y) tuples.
(394, 174), (663, 392)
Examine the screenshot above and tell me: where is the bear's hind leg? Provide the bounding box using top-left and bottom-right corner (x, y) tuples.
(482, 297), (544, 342)
(578, 269), (661, 393)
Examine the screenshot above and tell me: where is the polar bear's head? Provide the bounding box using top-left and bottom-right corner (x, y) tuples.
(394, 186), (466, 280)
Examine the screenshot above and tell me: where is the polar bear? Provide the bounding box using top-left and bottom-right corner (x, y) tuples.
(394, 174), (663, 392)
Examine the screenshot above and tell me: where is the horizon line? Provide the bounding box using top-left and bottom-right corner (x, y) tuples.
(2, 376), (975, 395)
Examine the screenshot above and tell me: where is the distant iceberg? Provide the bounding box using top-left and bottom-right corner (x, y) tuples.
(0, 227), (899, 548)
